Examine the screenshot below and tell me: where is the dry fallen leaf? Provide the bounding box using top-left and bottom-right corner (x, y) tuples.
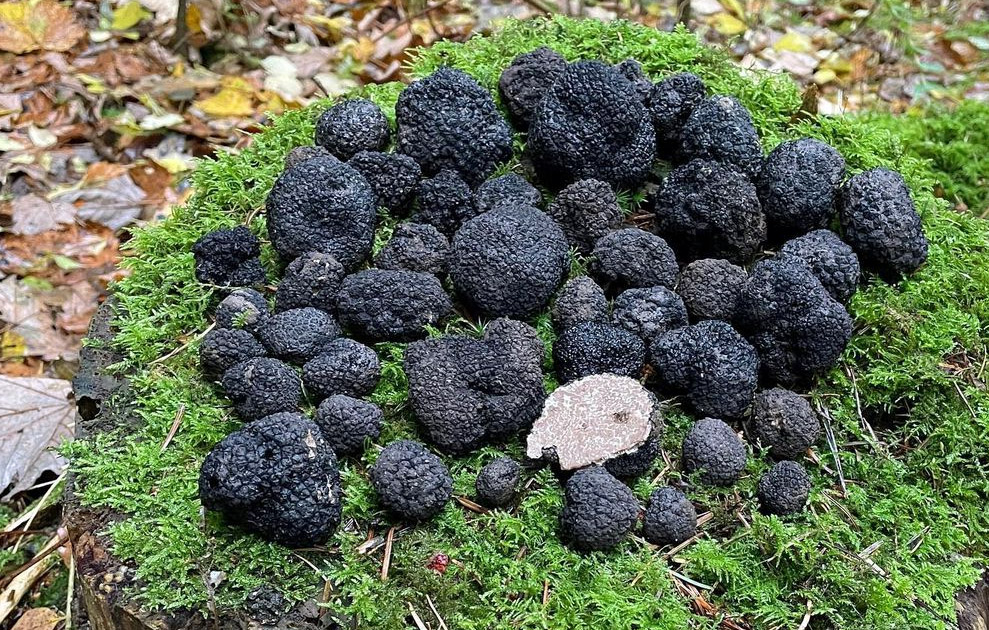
(9, 194), (75, 235)
(194, 76), (256, 118)
(54, 173), (147, 229)
(0, 0), (85, 53)
(0, 374), (74, 500)
(10, 608), (60, 630)
(0, 275), (77, 361)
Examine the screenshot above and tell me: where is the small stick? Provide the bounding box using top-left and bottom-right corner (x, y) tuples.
(796, 600), (813, 630)
(65, 553), (76, 630)
(953, 380), (977, 419)
(149, 323), (214, 365)
(381, 526), (395, 581)
(455, 496), (489, 514)
(668, 568), (712, 591)
(0, 534), (62, 622)
(408, 603), (428, 630)
(816, 403), (847, 496)
(160, 403), (186, 452)
(426, 595), (449, 630)
(542, 579), (550, 606)
(845, 366), (877, 443)
(11, 473), (65, 554)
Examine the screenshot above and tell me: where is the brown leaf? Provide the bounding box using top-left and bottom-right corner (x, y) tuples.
(8, 194), (75, 235)
(0, 375), (74, 499)
(11, 608), (60, 630)
(0, 275), (76, 361)
(54, 174), (147, 229)
(0, 0), (85, 54)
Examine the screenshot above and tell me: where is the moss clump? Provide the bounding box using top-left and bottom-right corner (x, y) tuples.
(65, 16), (989, 629)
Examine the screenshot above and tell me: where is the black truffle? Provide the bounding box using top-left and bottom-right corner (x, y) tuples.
(498, 47), (568, 128)
(749, 388), (820, 460)
(284, 145), (337, 170)
(551, 276), (609, 332)
(604, 433), (662, 480)
(450, 203), (568, 318)
(614, 58), (653, 102)
(258, 307), (341, 364)
(559, 466), (638, 551)
(648, 72), (706, 155)
(476, 173), (542, 213)
(336, 269), (453, 342)
(527, 60), (656, 190)
(199, 413), (341, 547)
(757, 460), (811, 515)
(413, 169), (478, 237)
(642, 487), (697, 546)
(192, 226), (266, 287)
(302, 338), (380, 401)
(221, 357), (302, 421)
(215, 288), (270, 333)
(370, 440), (453, 522)
(475, 457), (521, 507)
(677, 258), (746, 322)
(678, 95), (763, 178)
(396, 67), (513, 187)
(199, 328), (266, 378)
(681, 417), (747, 486)
(837, 167), (929, 277)
(274, 252), (345, 313)
(374, 222), (450, 276)
(314, 395), (383, 457)
(654, 159), (767, 264)
(650, 320), (759, 419)
(348, 150), (421, 214)
(265, 156), (376, 269)
(546, 179), (623, 254)
(611, 286), (688, 346)
(315, 98), (390, 160)
(779, 229), (861, 303)
(553, 322), (646, 385)
(589, 228), (678, 292)
(756, 138), (845, 238)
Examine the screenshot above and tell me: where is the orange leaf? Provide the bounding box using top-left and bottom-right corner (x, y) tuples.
(0, 0), (85, 54)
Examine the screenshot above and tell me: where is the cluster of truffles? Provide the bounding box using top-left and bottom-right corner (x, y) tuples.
(191, 47), (927, 553)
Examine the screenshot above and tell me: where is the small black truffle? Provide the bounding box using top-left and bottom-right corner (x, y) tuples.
(302, 338), (380, 401)
(553, 321), (646, 385)
(476, 173), (542, 213)
(589, 228), (679, 292)
(258, 307), (341, 364)
(371, 440), (453, 522)
(677, 258), (747, 322)
(551, 276), (609, 332)
(221, 357), (302, 421)
(199, 328), (266, 378)
(215, 288), (270, 333)
(348, 150), (422, 214)
(559, 466), (639, 551)
(336, 269), (453, 342)
(757, 460), (811, 515)
(413, 169), (478, 238)
(284, 145), (337, 170)
(678, 95), (763, 178)
(749, 388), (821, 460)
(193, 226), (266, 287)
(374, 222), (450, 276)
(546, 179), (623, 254)
(498, 47), (568, 128)
(315, 98), (390, 160)
(274, 252), (345, 313)
(604, 432), (662, 480)
(681, 417), (747, 487)
(642, 487), (697, 546)
(475, 457), (522, 507)
(314, 395), (383, 457)
(756, 138), (845, 238)
(648, 72), (706, 155)
(614, 58), (653, 102)
(611, 286), (688, 346)
(779, 229), (861, 304)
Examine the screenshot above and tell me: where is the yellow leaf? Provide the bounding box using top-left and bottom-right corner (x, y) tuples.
(719, 0), (745, 19)
(185, 2), (202, 35)
(0, 0), (86, 53)
(111, 1), (150, 30)
(341, 36), (375, 63)
(775, 31), (813, 53)
(711, 13), (747, 36)
(194, 77), (255, 118)
(820, 53), (853, 75)
(813, 69), (837, 84)
(1, 330), (26, 359)
(304, 15), (349, 40)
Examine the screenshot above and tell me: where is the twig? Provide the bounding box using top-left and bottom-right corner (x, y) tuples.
(953, 380), (978, 419)
(815, 403), (847, 496)
(426, 595), (449, 630)
(668, 568), (712, 591)
(407, 603), (428, 630)
(455, 495), (489, 514)
(160, 403), (186, 452)
(542, 578), (550, 606)
(66, 553), (76, 630)
(796, 599), (813, 630)
(381, 526), (395, 581)
(845, 366), (877, 443)
(149, 323), (215, 365)
(0, 534), (62, 622)
(10, 473), (65, 554)
(372, 0), (457, 42)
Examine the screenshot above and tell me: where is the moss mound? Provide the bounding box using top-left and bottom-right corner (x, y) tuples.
(66, 17), (989, 629)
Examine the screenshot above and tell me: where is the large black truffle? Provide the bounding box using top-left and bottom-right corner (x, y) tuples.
(678, 95), (763, 178)
(614, 58), (653, 102)
(553, 321), (646, 385)
(648, 72), (706, 156)
(475, 457), (521, 507)
(757, 460), (811, 515)
(370, 440), (453, 522)
(611, 286), (688, 346)
(756, 138), (845, 238)
(215, 288), (270, 333)
(650, 320), (759, 420)
(546, 179), (623, 254)
(681, 417), (747, 486)
(258, 307), (341, 364)
(302, 338), (380, 401)
(551, 276), (609, 332)
(450, 203), (568, 318)
(274, 252), (345, 313)
(498, 47), (568, 128)
(476, 173), (542, 213)
(749, 388), (820, 460)
(526, 60), (656, 190)
(221, 357), (302, 421)
(413, 170), (478, 238)
(837, 168), (929, 277)
(336, 269), (453, 342)
(559, 466), (638, 551)
(779, 229), (861, 304)
(314, 395), (383, 457)
(677, 258), (746, 322)
(199, 413), (341, 547)
(589, 228), (678, 292)
(374, 222), (450, 276)
(315, 99), (390, 160)
(284, 145), (337, 170)
(396, 67), (512, 187)
(654, 159), (767, 264)
(192, 226), (266, 287)
(642, 487), (697, 546)
(199, 328), (266, 378)
(348, 150), (421, 214)
(265, 156), (376, 268)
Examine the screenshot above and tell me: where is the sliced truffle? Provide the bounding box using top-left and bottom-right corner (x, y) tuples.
(749, 388), (820, 459)
(371, 440), (453, 522)
(450, 203), (568, 318)
(274, 252), (345, 313)
(285, 145), (337, 170)
(314, 395), (383, 457)
(348, 150), (421, 214)
(756, 138), (845, 238)
(374, 222), (450, 276)
(199, 328), (266, 378)
(837, 168), (929, 277)
(396, 67), (512, 186)
(258, 307), (341, 364)
(221, 357), (302, 421)
(498, 47), (568, 128)
(677, 258), (746, 322)
(302, 338), (380, 401)
(475, 457), (521, 507)
(315, 98), (390, 160)
(650, 320), (759, 419)
(678, 95), (763, 178)
(559, 466), (638, 551)
(757, 460), (811, 515)
(611, 286), (688, 346)
(265, 156), (376, 269)
(642, 487), (697, 546)
(614, 58), (653, 102)
(681, 417), (747, 486)
(193, 226), (266, 287)
(648, 72), (706, 155)
(654, 159), (767, 264)
(779, 229), (861, 303)
(551, 276), (609, 332)
(527, 60), (656, 190)
(476, 173), (542, 213)
(589, 228), (678, 292)
(215, 288), (270, 333)
(413, 170), (478, 238)
(199, 413), (341, 547)
(546, 179), (623, 254)
(553, 322), (646, 385)
(336, 269), (453, 342)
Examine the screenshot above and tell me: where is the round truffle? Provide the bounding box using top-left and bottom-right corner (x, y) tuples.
(348, 150), (421, 214)
(258, 307), (341, 364)
(648, 72), (706, 155)
(374, 222), (450, 276)
(551, 276), (609, 332)
(192, 226), (266, 288)
(604, 433), (662, 480)
(475, 457), (521, 507)
(284, 145), (337, 170)
(221, 357), (302, 421)
(678, 95), (763, 178)
(614, 58), (653, 102)
(526, 60), (656, 190)
(681, 417), (747, 486)
(642, 487), (697, 546)
(215, 288), (270, 333)
(654, 159), (767, 264)
(611, 286), (688, 346)
(756, 138), (845, 238)
(413, 170), (478, 238)
(371, 440), (453, 522)
(559, 466), (639, 551)
(779, 229), (861, 304)
(314, 395), (383, 457)
(315, 99), (390, 160)
(450, 203), (568, 318)
(553, 322), (646, 385)
(199, 328), (266, 378)
(498, 47), (568, 128)
(750, 388), (821, 459)
(302, 338), (380, 401)
(274, 252), (345, 313)
(336, 269), (453, 342)
(546, 179), (623, 254)
(265, 156), (376, 269)
(677, 258), (747, 322)
(589, 228), (678, 292)
(476, 173), (542, 213)
(757, 460), (811, 515)
(396, 67), (512, 187)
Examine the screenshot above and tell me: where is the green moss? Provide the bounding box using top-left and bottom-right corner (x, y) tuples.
(66, 16), (988, 628)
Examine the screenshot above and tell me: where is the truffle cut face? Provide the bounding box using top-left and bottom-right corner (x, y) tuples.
(370, 440), (453, 522)
(526, 374), (655, 471)
(336, 269), (453, 342)
(559, 466), (638, 551)
(314, 99), (390, 161)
